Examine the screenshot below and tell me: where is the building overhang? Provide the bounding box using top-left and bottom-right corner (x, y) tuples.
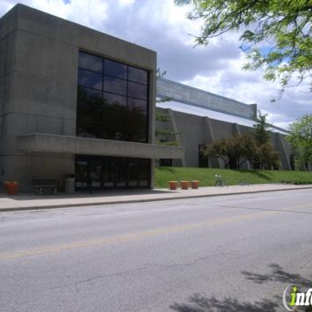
(17, 134), (184, 159)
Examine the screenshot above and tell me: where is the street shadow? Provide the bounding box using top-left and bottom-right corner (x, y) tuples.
(170, 293), (279, 312)
(241, 264), (312, 312)
(170, 264), (312, 312)
(241, 263), (312, 288)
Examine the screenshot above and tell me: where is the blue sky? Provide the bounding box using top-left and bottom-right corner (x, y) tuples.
(1, 0), (311, 129)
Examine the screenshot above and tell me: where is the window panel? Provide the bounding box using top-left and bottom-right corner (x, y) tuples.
(76, 160), (88, 179)
(77, 51), (149, 143)
(78, 69), (103, 90)
(128, 97), (148, 115)
(126, 107), (147, 142)
(104, 92), (127, 107)
(78, 87), (102, 102)
(102, 105), (127, 140)
(104, 76), (127, 95)
(102, 159), (115, 183)
(79, 52), (103, 73)
(105, 59), (127, 79)
(128, 81), (148, 100)
(90, 161), (102, 181)
(77, 87), (103, 138)
(128, 66), (148, 84)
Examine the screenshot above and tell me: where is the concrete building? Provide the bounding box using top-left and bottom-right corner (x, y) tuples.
(0, 4), (183, 192)
(156, 78), (292, 170)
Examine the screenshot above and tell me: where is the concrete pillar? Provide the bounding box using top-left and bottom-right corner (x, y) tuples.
(167, 109), (186, 167)
(233, 123), (251, 170)
(275, 133), (291, 170)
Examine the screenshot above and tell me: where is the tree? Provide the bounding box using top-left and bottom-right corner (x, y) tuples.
(203, 112), (280, 169)
(175, 0), (312, 91)
(204, 134), (280, 170)
(252, 112), (271, 145)
(252, 143), (281, 169)
(250, 112), (281, 169)
(287, 114), (312, 169)
(203, 134), (256, 169)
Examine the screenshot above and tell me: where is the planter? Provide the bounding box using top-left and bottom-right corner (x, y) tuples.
(180, 180), (189, 190)
(4, 182), (18, 195)
(169, 181), (178, 190)
(191, 180), (200, 189)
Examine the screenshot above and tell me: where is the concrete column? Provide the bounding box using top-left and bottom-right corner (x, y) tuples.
(275, 133), (291, 170)
(233, 123), (251, 170)
(233, 123), (241, 135)
(167, 109), (186, 167)
(203, 116), (222, 168)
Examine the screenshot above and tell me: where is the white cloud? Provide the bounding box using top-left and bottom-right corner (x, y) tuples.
(118, 0), (135, 6)
(1, 0), (311, 129)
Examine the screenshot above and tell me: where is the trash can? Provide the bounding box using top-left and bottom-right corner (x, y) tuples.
(64, 177), (75, 193)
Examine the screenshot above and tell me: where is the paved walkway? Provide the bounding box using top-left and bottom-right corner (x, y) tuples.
(0, 184), (311, 212)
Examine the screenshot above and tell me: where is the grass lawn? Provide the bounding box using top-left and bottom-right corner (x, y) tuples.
(155, 167), (312, 189)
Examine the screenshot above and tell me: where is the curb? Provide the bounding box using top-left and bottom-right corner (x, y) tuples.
(0, 186), (311, 213)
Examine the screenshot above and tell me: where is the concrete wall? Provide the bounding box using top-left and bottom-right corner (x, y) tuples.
(156, 107), (291, 169)
(0, 4), (157, 191)
(173, 111), (206, 167)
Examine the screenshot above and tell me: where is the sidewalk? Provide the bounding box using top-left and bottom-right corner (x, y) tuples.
(0, 183), (311, 212)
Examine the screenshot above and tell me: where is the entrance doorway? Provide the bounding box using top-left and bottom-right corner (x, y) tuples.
(75, 155), (151, 190)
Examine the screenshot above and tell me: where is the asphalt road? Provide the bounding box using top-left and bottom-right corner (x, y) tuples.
(1, 190), (312, 312)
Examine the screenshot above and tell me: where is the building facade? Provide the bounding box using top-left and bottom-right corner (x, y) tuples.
(156, 78), (292, 170)
(0, 4), (183, 192)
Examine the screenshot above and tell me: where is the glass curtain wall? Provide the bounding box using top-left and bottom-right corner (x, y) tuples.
(76, 51), (151, 189)
(77, 51), (149, 142)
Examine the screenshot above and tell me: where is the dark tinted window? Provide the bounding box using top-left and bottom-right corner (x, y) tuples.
(77, 51), (149, 143)
(104, 76), (127, 95)
(77, 87), (103, 138)
(78, 87), (102, 101)
(105, 59), (127, 79)
(102, 105), (127, 140)
(75, 156), (151, 190)
(104, 92), (127, 107)
(78, 69), (103, 90)
(128, 81), (148, 100)
(79, 52), (103, 72)
(128, 66), (148, 84)
(128, 97), (148, 115)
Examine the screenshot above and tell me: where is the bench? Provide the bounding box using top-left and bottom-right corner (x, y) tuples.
(32, 179), (59, 195)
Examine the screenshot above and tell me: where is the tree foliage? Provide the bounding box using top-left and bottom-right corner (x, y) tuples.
(175, 0), (312, 90)
(204, 134), (256, 169)
(252, 143), (280, 169)
(204, 134), (280, 170)
(203, 113), (280, 169)
(287, 113), (312, 169)
(252, 112), (271, 145)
